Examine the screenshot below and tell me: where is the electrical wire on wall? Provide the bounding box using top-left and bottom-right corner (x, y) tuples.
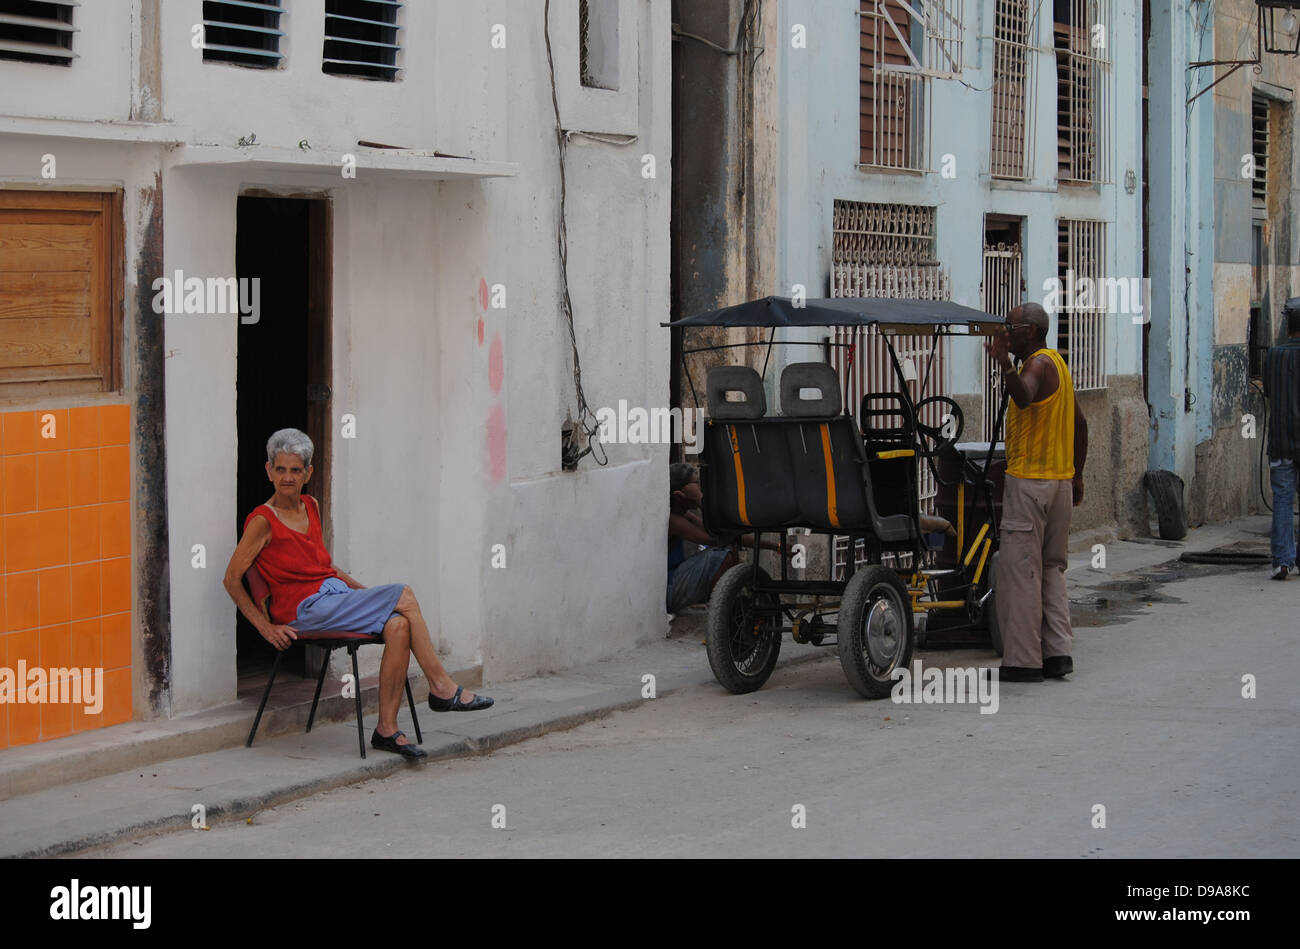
(544, 0), (638, 470)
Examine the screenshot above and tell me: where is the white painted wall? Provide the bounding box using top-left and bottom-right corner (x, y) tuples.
(157, 1), (512, 161)
(0, 0), (133, 121)
(483, 0), (670, 678)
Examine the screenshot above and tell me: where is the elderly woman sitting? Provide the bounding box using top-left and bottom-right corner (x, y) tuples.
(223, 428), (491, 759)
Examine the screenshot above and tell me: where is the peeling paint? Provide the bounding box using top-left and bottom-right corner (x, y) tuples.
(133, 173), (171, 718)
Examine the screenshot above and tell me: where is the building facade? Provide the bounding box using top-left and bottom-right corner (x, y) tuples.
(674, 0), (1149, 540)
(1, 0), (671, 749)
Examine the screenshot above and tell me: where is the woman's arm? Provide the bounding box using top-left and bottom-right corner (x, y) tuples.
(222, 516), (298, 650)
(332, 564), (366, 589)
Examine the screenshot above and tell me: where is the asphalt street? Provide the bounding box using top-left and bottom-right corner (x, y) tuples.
(93, 554), (1299, 859)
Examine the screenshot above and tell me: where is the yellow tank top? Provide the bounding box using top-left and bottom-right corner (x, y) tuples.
(1005, 348), (1075, 480)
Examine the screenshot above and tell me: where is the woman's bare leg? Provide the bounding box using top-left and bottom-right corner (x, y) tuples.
(393, 586), (478, 702)
(376, 613), (412, 742)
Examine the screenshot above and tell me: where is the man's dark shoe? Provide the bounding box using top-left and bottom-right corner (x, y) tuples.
(1043, 655), (1074, 678)
(428, 685), (494, 712)
(1271, 564), (1289, 581)
(998, 665), (1044, 682)
(370, 728), (427, 759)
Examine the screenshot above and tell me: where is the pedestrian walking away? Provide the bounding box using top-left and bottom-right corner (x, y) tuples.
(1263, 298), (1300, 580)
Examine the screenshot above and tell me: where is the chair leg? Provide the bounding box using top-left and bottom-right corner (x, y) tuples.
(306, 645), (332, 734)
(350, 645), (366, 759)
(247, 649), (286, 748)
(405, 677), (422, 743)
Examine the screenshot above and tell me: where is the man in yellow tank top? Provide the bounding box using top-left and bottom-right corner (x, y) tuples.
(985, 303), (1089, 682)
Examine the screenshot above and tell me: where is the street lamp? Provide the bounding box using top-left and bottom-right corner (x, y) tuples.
(1258, 1), (1300, 56)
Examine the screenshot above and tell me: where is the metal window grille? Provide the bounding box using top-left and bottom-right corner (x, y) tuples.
(981, 241), (1023, 442)
(324, 0), (401, 81)
(579, 0), (593, 86)
(579, 0), (617, 90)
(830, 200), (940, 267)
(1252, 222), (1265, 302)
(1056, 219), (1106, 391)
(0, 0), (76, 66)
(921, 0), (965, 78)
(990, 0), (1037, 180)
(859, 0), (930, 171)
(1054, 0), (1111, 185)
(202, 0), (284, 68)
(830, 200), (950, 578)
(1252, 94), (1270, 209)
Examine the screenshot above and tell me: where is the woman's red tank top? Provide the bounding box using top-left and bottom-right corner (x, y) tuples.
(244, 494), (337, 625)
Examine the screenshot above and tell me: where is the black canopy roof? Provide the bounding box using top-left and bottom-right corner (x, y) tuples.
(665, 296), (1006, 333)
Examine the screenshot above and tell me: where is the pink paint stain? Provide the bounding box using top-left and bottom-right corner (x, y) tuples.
(477, 318), (484, 345)
(488, 333), (504, 394)
(487, 404), (507, 483)
(478, 278), (489, 311)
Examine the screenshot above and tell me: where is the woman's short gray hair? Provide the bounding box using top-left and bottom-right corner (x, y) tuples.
(266, 428), (314, 467)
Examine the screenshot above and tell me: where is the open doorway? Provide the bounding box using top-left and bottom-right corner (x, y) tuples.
(235, 195), (332, 677)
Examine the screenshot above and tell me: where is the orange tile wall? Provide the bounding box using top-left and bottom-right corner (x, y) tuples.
(0, 405), (132, 747)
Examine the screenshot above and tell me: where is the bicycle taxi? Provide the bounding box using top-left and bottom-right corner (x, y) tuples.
(667, 296), (1010, 698)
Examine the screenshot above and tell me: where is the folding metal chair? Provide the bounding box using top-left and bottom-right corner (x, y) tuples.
(243, 563), (422, 758)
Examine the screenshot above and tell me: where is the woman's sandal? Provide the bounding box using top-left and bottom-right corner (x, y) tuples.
(428, 685), (494, 712)
(370, 728), (428, 759)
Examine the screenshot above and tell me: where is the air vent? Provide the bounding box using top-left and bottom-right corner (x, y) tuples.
(324, 0), (401, 81)
(0, 0), (76, 66)
(1252, 95), (1270, 208)
(202, 0), (284, 69)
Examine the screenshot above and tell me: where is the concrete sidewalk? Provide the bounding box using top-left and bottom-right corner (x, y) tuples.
(0, 515), (1274, 858)
(0, 621), (836, 857)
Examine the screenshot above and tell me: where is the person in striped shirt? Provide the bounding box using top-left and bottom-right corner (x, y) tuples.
(1263, 300), (1300, 580)
(985, 303), (1089, 682)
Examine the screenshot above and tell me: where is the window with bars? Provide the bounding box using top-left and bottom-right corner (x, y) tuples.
(579, 0), (618, 90)
(858, 2), (964, 172)
(0, 0), (76, 66)
(830, 200), (940, 268)
(829, 201), (949, 581)
(1252, 93), (1270, 211)
(202, 1), (284, 69)
(324, 0), (401, 81)
(859, 0), (926, 171)
(990, 0), (1035, 180)
(1054, 0), (1110, 185)
(981, 216), (1024, 442)
(1056, 219), (1106, 390)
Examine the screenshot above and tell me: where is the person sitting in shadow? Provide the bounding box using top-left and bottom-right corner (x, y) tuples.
(667, 462), (784, 614)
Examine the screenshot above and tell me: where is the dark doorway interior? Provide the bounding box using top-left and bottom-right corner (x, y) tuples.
(235, 195), (332, 677)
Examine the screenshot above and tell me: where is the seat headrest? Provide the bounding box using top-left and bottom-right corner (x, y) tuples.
(706, 366), (767, 419)
(780, 362), (842, 417)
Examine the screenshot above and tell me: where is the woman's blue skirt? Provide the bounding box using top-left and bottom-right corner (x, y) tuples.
(292, 578), (406, 635)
